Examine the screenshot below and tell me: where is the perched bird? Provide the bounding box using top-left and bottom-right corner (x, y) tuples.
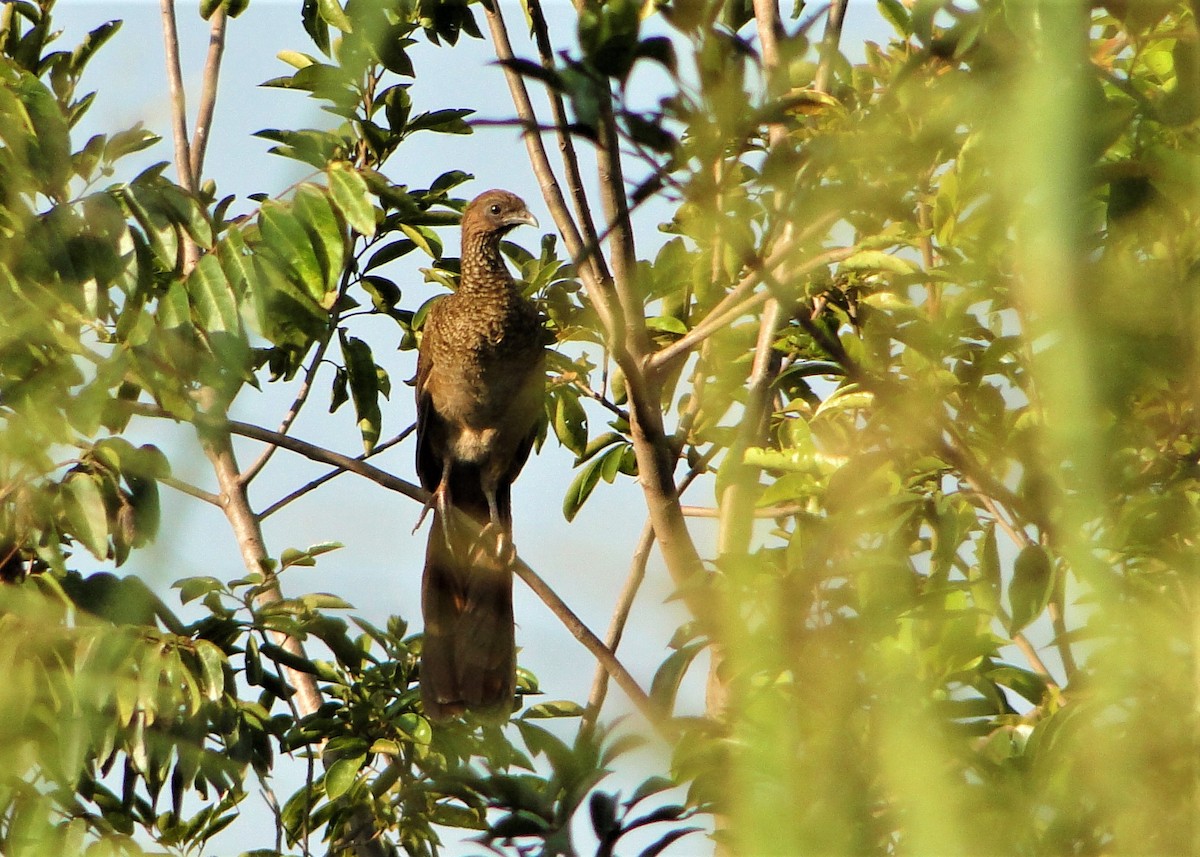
(414, 189), (545, 719)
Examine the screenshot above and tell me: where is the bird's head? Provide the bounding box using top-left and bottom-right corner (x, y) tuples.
(462, 190), (539, 239)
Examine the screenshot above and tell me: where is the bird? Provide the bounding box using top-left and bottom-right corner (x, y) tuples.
(413, 189), (546, 719)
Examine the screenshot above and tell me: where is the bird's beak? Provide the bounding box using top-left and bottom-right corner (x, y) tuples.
(509, 209), (539, 229)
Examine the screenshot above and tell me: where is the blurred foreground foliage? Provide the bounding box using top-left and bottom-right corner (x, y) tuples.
(1, 0), (1200, 854)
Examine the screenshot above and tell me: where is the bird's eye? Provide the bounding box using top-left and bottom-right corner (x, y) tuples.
(489, 204), (502, 215)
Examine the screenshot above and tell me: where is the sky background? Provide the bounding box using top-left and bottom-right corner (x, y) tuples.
(49, 0), (889, 852)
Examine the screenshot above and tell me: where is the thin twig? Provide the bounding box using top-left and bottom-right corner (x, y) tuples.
(240, 335), (336, 487)
(682, 503), (806, 519)
(524, 0), (604, 255)
(260, 425), (415, 520)
(481, 3), (606, 295)
(567, 376), (629, 422)
(514, 559), (669, 739)
(580, 518), (657, 736)
(190, 7), (227, 181)
(160, 475), (221, 506)
(651, 239), (859, 371)
(159, 0), (194, 193)
(1011, 630), (1060, 691)
(813, 0), (851, 95)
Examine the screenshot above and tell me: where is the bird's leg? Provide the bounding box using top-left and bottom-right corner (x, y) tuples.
(412, 458), (453, 540)
(473, 481), (515, 566)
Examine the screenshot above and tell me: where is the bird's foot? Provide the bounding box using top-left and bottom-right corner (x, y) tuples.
(412, 485), (449, 536)
(472, 523), (516, 567)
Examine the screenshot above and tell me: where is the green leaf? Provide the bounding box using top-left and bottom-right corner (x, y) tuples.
(877, 0), (911, 35)
(316, 0), (353, 32)
(260, 200), (325, 300)
(406, 108), (474, 135)
(398, 223), (441, 258)
(562, 450), (610, 521)
(194, 640), (227, 702)
(175, 576), (225, 605)
(72, 20), (122, 75)
(396, 713), (432, 744)
(298, 592), (354, 610)
(293, 184), (347, 295)
(360, 275), (402, 311)
(649, 642), (704, 715)
(523, 699), (585, 718)
(123, 183), (179, 270)
(839, 249), (917, 275)
(552, 389), (588, 457)
(1008, 544), (1053, 634)
(324, 754), (365, 800)
(187, 253), (240, 333)
(258, 642), (321, 675)
(364, 241), (415, 272)
(340, 333), (381, 452)
(645, 315), (688, 336)
(64, 474), (109, 559)
(327, 164), (376, 236)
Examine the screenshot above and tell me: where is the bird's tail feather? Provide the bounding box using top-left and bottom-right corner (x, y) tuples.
(420, 498), (516, 720)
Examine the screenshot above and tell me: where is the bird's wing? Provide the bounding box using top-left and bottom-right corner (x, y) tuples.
(414, 301), (442, 493)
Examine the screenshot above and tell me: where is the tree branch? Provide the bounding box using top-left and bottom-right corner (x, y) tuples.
(189, 6), (227, 181)
(482, 0), (626, 352)
(259, 425), (415, 520)
(159, 0), (194, 194)
(159, 475), (221, 506)
(240, 327), (337, 487)
(514, 559), (668, 737)
(580, 517), (656, 736)
(813, 0), (850, 95)
(524, 0), (604, 255)
(201, 430), (324, 717)
(650, 239), (859, 372)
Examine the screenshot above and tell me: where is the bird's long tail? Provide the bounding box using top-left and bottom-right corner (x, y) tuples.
(420, 476), (515, 720)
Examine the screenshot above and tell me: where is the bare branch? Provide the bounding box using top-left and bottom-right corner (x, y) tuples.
(159, 0), (194, 194)
(259, 425), (415, 520)
(566, 375), (629, 422)
(717, 298), (785, 550)
(813, 0), (851, 96)
(240, 330), (337, 487)
(513, 559), (668, 738)
(581, 518), (654, 735)
(159, 475), (221, 506)
(650, 240), (859, 372)
(482, 1), (626, 351)
(189, 6), (227, 180)
(524, 0), (604, 253)
(201, 430), (324, 717)
(683, 503), (805, 519)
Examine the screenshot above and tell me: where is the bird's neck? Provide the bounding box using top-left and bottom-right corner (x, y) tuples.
(459, 234), (517, 298)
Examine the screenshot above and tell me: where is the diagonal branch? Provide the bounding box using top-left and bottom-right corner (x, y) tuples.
(523, 0), (604, 255)
(482, 0), (625, 351)
(190, 7), (227, 181)
(580, 517), (657, 737)
(130, 404), (654, 720)
(259, 425), (415, 519)
(651, 239), (860, 372)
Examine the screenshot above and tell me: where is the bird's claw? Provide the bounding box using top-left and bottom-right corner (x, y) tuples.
(412, 485), (450, 537)
(472, 523), (516, 567)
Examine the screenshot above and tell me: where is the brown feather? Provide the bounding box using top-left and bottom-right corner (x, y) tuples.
(415, 190), (545, 719)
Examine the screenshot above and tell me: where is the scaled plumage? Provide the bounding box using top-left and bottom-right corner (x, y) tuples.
(414, 189), (545, 719)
